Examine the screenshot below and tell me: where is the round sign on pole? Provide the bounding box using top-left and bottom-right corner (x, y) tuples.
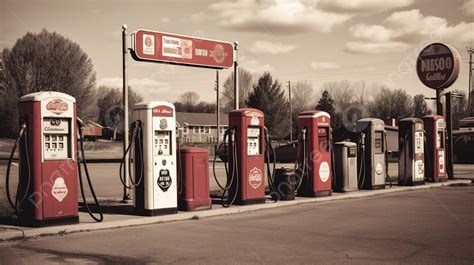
(416, 43), (461, 90)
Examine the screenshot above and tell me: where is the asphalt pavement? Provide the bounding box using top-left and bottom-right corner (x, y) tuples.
(0, 184), (472, 264)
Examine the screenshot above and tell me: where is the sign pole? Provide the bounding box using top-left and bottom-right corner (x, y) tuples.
(445, 92), (454, 179)
(122, 24), (131, 201)
(216, 70), (220, 147)
(436, 89), (444, 116)
(234, 41), (239, 110)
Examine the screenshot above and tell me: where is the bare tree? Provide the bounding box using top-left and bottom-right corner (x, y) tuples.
(0, 29), (96, 136)
(323, 80), (353, 112)
(221, 68), (253, 112)
(96, 86), (143, 139)
(369, 87), (413, 121)
(178, 91), (200, 112)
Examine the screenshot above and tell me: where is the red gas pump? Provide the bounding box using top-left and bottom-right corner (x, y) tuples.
(422, 115), (447, 182)
(213, 108), (277, 206)
(5, 91), (102, 226)
(296, 110), (332, 197)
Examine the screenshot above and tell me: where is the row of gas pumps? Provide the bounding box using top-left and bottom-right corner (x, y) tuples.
(5, 91), (448, 227)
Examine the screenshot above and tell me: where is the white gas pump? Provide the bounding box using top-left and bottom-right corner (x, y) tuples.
(123, 101), (178, 215)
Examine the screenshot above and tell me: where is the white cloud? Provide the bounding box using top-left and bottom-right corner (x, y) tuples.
(98, 77), (172, 101)
(345, 41), (410, 54)
(98, 77), (169, 92)
(250, 40), (296, 54)
(310, 61), (341, 70)
(346, 9), (474, 54)
(349, 24), (393, 42)
(207, 0), (352, 34)
(462, 0), (474, 15)
(319, 0), (414, 13)
(240, 57), (274, 72)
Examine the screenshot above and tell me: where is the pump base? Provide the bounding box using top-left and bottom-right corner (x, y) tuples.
(398, 180), (425, 186)
(427, 178), (447, 183)
(297, 190), (332, 197)
(363, 184), (386, 190)
(135, 207), (178, 216)
(18, 216), (79, 227)
(234, 197), (266, 205)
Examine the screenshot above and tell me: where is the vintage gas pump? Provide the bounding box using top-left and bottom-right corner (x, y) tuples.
(213, 108), (276, 206)
(295, 110), (332, 197)
(355, 118), (387, 190)
(422, 115), (447, 182)
(333, 142), (358, 192)
(5, 91), (102, 226)
(122, 101), (178, 215)
(398, 118), (425, 186)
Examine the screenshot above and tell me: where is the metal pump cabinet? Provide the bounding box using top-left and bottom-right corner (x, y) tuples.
(333, 142), (358, 192)
(398, 118), (425, 186)
(355, 118), (387, 190)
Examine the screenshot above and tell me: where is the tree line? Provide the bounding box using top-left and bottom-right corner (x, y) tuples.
(1, 29), (472, 139)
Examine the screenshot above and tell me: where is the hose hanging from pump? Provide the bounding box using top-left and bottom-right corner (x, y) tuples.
(264, 127), (277, 202)
(5, 120), (31, 217)
(357, 133), (366, 190)
(119, 120), (144, 189)
(403, 134), (409, 186)
(294, 128), (307, 192)
(212, 128), (239, 207)
(384, 131), (392, 188)
(77, 119), (103, 222)
(423, 131), (434, 182)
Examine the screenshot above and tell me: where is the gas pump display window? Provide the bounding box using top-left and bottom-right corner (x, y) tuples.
(154, 131), (172, 155)
(43, 118), (70, 160)
(415, 132), (424, 154)
(247, 127), (261, 155)
(437, 131), (444, 149)
(374, 131), (384, 154)
(318, 127), (329, 152)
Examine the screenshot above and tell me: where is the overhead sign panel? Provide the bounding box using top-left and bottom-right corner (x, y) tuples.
(131, 29), (234, 69)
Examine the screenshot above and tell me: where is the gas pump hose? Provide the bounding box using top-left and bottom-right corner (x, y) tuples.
(294, 128), (307, 191)
(357, 134), (366, 190)
(384, 131), (392, 187)
(212, 129), (239, 207)
(423, 132), (434, 182)
(5, 121), (32, 217)
(77, 119), (103, 222)
(264, 127), (278, 202)
(403, 135), (409, 186)
(119, 120), (144, 189)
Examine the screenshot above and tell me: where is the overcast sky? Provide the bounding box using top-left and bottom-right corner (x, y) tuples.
(1, 0), (473, 103)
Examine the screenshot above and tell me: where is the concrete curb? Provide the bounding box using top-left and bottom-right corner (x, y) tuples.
(0, 179), (471, 241)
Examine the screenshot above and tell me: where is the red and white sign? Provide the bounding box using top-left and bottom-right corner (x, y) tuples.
(152, 105), (174, 117)
(51, 177), (68, 202)
(46, 99), (69, 115)
(416, 43), (461, 90)
(248, 167), (263, 189)
(131, 29), (234, 69)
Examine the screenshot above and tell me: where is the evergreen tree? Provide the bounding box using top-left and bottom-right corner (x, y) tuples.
(246, 72), (290, 139)
(413, 94), (432, 118)
(315, 90), (339, 128)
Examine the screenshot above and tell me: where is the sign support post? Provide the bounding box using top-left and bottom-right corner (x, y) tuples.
(122, 24), (131, 201)
(234, 41), (239, 110)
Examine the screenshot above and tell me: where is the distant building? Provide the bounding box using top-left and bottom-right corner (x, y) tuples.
(459, 117), (474, 129)
(83, 120), (103, 141)
(176, 112), (228, 144)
